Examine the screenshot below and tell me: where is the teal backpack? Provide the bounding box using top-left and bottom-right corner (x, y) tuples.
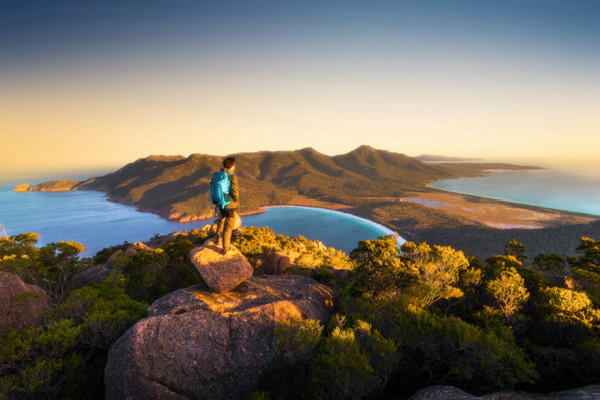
(210, 171), (231, 211)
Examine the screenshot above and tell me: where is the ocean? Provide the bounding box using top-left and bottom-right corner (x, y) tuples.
(430, 169), (600, 216)
(0, 183), (396, 257)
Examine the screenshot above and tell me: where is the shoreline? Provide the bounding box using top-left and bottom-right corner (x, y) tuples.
(266, 205), (405, 246)
(401, 188), (597, 229)
(428, 168), (600, 218)
(428, 185), (600, 218)
(8, 182), (598, 231)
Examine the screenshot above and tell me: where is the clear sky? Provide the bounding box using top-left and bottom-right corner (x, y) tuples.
(1, 0), (599, 179)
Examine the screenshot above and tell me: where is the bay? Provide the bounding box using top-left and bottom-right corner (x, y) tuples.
(0, 184), (398, 257)
(430, 169), (600, 216)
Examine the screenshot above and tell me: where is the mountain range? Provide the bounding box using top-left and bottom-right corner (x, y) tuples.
(25, 145), (538, 222)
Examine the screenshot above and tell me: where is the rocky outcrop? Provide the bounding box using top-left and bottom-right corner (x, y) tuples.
(105, 275), (335, 400)
(258, 252), (292, 275)
(408, 384), (600, 400)
(73, 263), (115, 286)
(106, 250), (125, 267)
(24, 179), (81, 192)
(13, 183), (29, 192)
(0, 272), (49, 329)
(124, 242), (153, 256)
(165, 212), (212, 223)
(190, 239), (253, 293)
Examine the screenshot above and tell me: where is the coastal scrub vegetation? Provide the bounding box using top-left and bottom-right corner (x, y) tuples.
(1, 230), (600, 399)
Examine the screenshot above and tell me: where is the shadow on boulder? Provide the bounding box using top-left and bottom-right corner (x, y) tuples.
(105, 275), (335, 400)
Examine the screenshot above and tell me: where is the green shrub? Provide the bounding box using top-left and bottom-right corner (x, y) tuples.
(0, 233), (40, 260)
(310, 320), (397, 399)
(275, 317), (323, 363)
(0, 236), (88, 306)
(350, 235), (414, 299)
(233, 227), (282, 257)
(487, 267), (530, 325)
(571, 268), (600, 305)
(57, 274), (147, 348)
(351, 238), (470, 310)
(0, 274), (146, 400)
(537, 287), (599, 328)
(401, 241), (469, 309)
(388, 312), (537, 394)
(92, 243), (128, 264)
(573, 237), (600, 272)
(0, 320), (84, 399)
(113, 248), (201, 303)
(163, 237), (195, 262)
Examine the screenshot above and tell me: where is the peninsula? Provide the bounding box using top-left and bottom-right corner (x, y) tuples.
(16, 145), (598, 259)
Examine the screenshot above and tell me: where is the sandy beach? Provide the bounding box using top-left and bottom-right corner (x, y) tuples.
(400, 191), (597, 229)
(288, 195), (353, 210)
(284, 192), (597, 230)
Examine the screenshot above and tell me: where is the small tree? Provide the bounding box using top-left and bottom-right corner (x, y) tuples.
(0, 232), (40, 260)
(504, 239), (528, 262)
(539, 287), (600, 327)
(401, 242), (469, 309)
(487, 267), (530, 325)
(574, 237), (600, 273)
(350, 235), (415, 300)
(275, 317), (323, 363)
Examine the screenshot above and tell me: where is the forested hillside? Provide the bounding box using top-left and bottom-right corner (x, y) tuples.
(29, 146), (535, 222)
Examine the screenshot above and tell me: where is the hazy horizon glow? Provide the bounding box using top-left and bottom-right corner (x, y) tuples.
(1, 0), (599, 178)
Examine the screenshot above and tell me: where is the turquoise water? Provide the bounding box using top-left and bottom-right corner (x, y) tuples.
(244, 206), (401, 252)
(430, 169), (600, 216)
(0, 183), (396, 257)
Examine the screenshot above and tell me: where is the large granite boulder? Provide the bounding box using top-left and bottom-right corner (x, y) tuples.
(259, 252), (292, 276)
(105, 275), (335, 400)
(0, 271), (49, 329)
(124, 242), (153, 256)
(190, 239), (253, 293)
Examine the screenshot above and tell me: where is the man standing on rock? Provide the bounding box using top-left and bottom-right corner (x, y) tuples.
(215, 157), (239, 255)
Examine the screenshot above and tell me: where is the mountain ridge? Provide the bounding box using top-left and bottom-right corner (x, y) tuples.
(20, 146), (539, 222)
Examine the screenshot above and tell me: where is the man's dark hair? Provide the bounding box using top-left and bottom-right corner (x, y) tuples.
(223, 157), (236, 170)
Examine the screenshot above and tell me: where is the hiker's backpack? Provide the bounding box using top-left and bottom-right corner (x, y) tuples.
(209, 171), (231, 210)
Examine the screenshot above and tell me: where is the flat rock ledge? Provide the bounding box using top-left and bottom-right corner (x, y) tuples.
(190, 239), (253, 293)
(105, 275), (335, 400)
(409, 384), (600, 400)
